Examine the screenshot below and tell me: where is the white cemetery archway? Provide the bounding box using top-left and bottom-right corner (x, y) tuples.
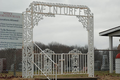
(22, 1), (94, 78)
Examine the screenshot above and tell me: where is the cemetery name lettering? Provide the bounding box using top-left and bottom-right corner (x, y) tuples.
(33, 3), (88, 16)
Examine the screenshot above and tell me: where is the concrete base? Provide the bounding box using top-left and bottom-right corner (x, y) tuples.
(115, 59), (120, 74)
(35, 77), (98, 80)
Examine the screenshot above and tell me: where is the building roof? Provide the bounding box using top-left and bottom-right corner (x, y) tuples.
(99, 26), (120, 37)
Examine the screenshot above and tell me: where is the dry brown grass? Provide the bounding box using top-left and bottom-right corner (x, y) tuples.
(95, 71), (120, 80)
(0, 71), (120, 80)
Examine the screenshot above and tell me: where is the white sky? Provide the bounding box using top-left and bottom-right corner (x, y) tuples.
(0, 0), (120, 49)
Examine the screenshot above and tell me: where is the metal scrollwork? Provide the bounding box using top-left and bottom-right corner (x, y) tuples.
(69, 49), (82, 73)
(43, 49), (55, 74)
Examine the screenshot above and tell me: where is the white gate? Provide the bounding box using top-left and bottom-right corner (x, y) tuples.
(33, 42), (88, 78)
(22, 1), (94, 78)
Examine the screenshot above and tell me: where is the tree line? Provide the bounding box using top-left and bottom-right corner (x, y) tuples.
(0, 41), (118, 70)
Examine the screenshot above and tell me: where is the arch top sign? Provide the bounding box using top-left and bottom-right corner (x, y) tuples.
(27, 1), (92, 17)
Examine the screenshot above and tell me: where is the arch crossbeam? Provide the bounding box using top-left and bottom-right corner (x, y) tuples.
(29, 1), (91, 17)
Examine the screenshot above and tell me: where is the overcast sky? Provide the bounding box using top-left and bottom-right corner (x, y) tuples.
(0, 0), (120, 49)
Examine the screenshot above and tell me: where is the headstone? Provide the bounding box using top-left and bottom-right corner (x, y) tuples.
(101, 55), (109, 71)
(10, 64), (14, 71)
(0, 58), (7, 73)
(0, 59), (3, 73)
(18, 62), (22, 71)
(94, 61), (101, 71)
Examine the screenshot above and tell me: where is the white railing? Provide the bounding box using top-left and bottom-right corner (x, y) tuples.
(32, 62), (50, 80)
(33, 42), (57, 80)
(33, 43), (88, 78)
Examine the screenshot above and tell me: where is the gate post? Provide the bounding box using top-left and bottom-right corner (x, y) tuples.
(22, 4), (34, 78)
(87, 15), (94, 77)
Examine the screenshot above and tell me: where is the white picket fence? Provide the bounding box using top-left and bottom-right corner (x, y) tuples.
(33, 43), (88, 79)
